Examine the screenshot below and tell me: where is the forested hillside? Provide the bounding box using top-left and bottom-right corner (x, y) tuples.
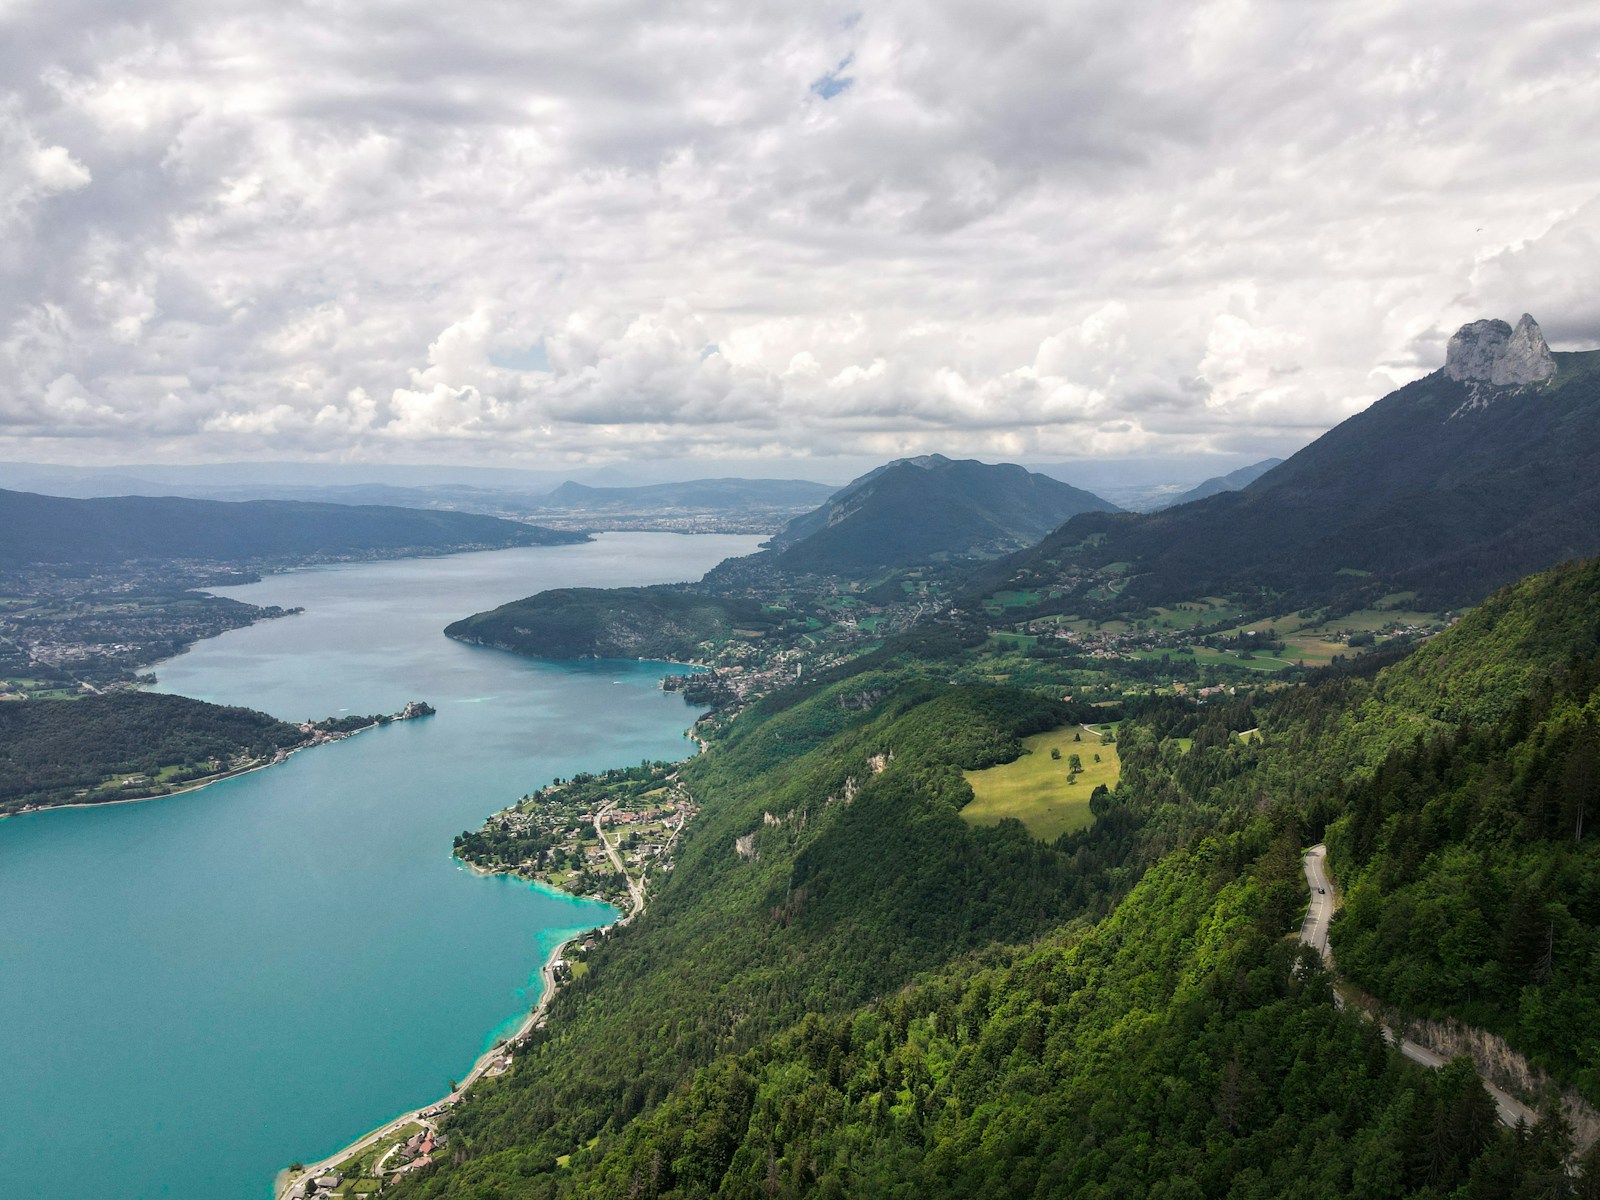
(1326, 563), (1600, 1103)
(571, 841), (1580, 1200)
(0, 488), (585, 568)
(393, 555), (1600, 1198)
(0, 692), (304, 812)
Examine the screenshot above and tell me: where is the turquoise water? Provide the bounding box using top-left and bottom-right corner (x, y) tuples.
(0, 532), (759, 1200)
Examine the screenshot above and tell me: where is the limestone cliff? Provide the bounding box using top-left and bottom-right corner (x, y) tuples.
(1444, 312), (1555, 386)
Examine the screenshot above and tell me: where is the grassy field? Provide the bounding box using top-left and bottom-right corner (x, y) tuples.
(1189, 646), (1297, 672)
(961, 723), (1120, 842)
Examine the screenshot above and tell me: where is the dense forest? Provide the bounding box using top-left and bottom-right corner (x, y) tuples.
(389, 556), (1600, 1198)
(444, 588), (782, 660)
(0, 692), (306, 812)
(571, 839), (1588, 1200)
(1328, 619), (1600, 1101)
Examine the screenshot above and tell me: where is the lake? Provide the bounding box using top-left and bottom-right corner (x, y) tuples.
(0, 532), (760, 1200)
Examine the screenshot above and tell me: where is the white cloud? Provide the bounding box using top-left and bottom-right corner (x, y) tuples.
(0, 0), (1596, 468)
(30, 144), (91, 192)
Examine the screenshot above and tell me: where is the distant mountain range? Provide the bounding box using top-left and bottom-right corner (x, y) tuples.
(0, 468), (841, 530)
(749, 455), (1118, 576)
(532, 478), (837, 515)
(1155, 458), (1283, 509)
(972, 314), (1600, 611)
(0, 489), (584, 569)
(1027, 455), (1288, 511)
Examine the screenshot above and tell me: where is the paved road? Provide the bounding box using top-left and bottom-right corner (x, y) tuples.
(1300, 844), (1538, 1129)
(1301, 843), (1335, 963)
(594, 803), (646, 919)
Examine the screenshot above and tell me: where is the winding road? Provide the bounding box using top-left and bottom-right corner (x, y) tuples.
(1301, 844), (1538, 1129)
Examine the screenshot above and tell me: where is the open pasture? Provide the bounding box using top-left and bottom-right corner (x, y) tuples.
(961, 723), (1120, 841)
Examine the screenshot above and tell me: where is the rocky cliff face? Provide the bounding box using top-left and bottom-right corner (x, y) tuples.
(1444, 313), (1556, 386)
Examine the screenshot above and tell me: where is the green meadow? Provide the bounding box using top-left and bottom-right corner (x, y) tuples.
(961, 723), (1120, 841)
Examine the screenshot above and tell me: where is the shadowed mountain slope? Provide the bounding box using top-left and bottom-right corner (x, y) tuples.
(971, 317), (1600, 612)
(0, 488), (585, 568)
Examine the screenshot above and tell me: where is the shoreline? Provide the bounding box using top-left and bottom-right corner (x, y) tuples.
(1, 709), (427, 821)
(269, 606), (728, 1197)
(275, 928), (598, 1199)
(459, 855), (631, 914)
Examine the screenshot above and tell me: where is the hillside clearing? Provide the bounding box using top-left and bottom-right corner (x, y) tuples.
(961, 723), (1119, 841)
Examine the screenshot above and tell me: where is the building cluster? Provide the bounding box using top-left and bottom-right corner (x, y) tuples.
(286, 1126), (452, 1198)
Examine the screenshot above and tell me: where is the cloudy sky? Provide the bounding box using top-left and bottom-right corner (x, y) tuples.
(2, 0), (1597, 474)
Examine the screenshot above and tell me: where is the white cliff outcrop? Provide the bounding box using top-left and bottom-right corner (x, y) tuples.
(1444, 313), (1556, 386)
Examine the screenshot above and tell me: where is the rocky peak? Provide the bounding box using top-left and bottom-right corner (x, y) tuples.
(1444, 313), (1555, 386)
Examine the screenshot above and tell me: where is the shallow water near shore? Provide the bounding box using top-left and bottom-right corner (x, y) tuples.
(0, 532), (759, 1200)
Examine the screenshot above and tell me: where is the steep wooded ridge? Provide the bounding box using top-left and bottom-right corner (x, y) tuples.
(1325, 558), (1600, 1104)
(751, 455), (1117, 576)
(0, 488), (585, 567)
(970, 316), (1600, 613)
(444, 588), (776, 661)
(396, 555), (1600, 1199)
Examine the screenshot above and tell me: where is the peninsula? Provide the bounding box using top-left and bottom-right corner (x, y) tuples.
(0, 696), (435, 816)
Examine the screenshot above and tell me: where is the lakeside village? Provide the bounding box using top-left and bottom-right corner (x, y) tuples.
(454, 762), (697, 915)
(286, 1119), (453, 1198)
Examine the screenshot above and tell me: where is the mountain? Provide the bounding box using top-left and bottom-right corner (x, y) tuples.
(449, 457), (1116, 662)
(0, 489), (586, 568)
(1156, 457), (1284, 508)
(750, 455), (1118, 577)
(972, 315), (1600, 612)
(535, 478), (836, 514)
